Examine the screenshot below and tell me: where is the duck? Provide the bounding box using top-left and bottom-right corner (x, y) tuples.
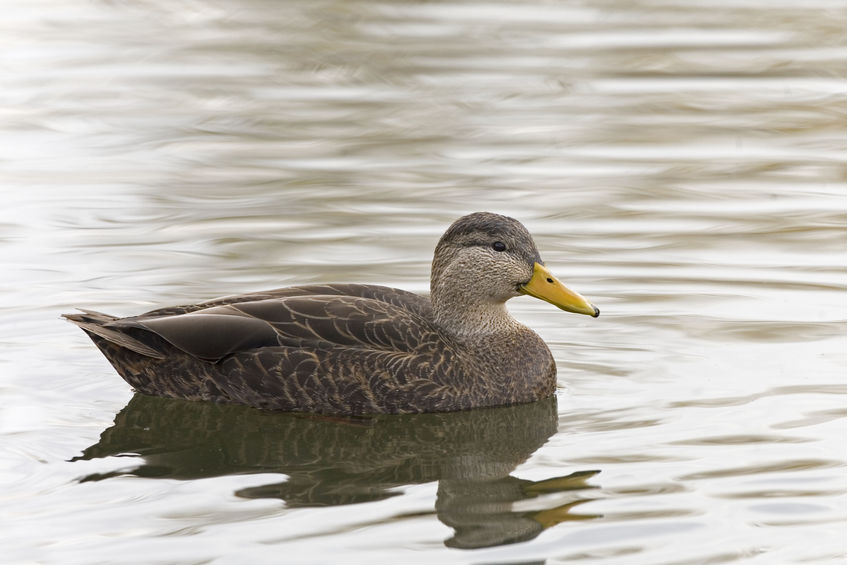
(64, 212), (599, 415)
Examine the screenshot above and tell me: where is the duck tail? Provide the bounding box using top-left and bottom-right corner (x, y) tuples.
(63, 309), (166, 360)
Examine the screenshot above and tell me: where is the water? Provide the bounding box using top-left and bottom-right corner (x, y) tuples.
(3, 1), (847, 563)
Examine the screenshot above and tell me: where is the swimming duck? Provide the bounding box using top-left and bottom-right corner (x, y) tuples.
(64, 212), (599, 415)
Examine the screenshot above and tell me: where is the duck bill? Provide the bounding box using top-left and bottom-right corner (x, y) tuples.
(519, 263), (599, 317)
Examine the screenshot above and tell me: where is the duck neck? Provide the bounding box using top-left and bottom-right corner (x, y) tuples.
(430, 281), (520, 340)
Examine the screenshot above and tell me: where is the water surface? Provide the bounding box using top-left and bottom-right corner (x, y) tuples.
(3, 1), (847, 563)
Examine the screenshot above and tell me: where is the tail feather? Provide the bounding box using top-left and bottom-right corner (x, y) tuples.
(63, 310), (166, 360)
(76, 308), (118, 320)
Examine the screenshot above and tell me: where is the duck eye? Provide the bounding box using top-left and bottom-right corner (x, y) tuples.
(492, 241), (506, 252)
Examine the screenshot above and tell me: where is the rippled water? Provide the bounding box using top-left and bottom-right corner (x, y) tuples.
(4, 1), (847, 563)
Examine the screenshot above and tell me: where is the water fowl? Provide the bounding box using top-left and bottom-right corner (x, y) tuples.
(64, 212), (599, 415)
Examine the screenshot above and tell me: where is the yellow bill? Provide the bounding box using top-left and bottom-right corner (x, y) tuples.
(519, 262), (599, 317)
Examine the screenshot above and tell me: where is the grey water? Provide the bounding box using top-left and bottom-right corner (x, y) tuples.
(3, 1), (847, 563)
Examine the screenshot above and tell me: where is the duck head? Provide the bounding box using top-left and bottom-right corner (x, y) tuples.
(430, 212), (599, 329)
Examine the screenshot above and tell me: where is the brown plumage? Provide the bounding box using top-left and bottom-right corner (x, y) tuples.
(64, 212), (599, 415)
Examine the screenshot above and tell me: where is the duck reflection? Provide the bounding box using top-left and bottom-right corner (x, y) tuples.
(74, 394), (600, 549)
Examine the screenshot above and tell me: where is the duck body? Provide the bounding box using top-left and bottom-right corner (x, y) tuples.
(68, 283), (556, 414)
(65, 213), (598, 415)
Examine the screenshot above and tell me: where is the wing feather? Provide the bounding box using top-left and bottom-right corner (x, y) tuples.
(135, 284), (431, 318)
(106, 293), (441, 364)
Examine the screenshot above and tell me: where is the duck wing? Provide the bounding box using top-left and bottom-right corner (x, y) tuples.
(108, 291), (441, 363)
(137, 284), (431, 318)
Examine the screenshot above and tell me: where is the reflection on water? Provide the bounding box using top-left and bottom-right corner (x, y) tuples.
(74, 394), (599, 549)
